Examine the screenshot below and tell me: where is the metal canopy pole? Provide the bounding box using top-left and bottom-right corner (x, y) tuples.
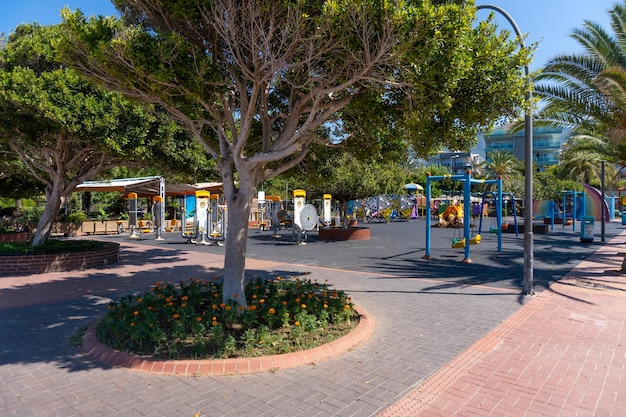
(477, 4), (534, 295)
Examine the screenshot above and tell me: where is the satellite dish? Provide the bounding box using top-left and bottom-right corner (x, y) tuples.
(300, 204), (319, 231)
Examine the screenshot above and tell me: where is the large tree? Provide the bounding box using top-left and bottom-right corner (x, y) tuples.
(59, 0), (531, 306)
(0, 23), (210, 245)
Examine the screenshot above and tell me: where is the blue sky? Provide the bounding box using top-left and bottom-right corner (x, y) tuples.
(0, 0), (616, 72)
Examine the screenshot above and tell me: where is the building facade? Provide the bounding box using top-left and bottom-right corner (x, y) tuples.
(429, 152), (482, 175)
(484, 126), (569, 171)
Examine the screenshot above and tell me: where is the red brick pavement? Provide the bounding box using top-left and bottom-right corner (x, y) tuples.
(379, 236), (626, 417)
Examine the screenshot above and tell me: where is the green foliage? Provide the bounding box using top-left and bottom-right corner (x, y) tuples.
(17, 206), (43, 232)
(98, 275), (357, 359)
(0, 239), (106, 254)
(64, 211), (87, 224)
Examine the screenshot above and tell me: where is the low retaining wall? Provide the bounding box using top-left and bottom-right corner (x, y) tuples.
(0, 242), (120, 276)
(319, 227), (370, 241)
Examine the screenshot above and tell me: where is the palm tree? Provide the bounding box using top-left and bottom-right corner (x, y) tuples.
(483, 150), (523, 183)
(557, 134), (619, 186)
(533, 2), (626, 181)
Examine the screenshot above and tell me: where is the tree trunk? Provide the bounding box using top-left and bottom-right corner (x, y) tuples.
(32, 193), (63, 246)
(31, 182), (65, 247)
(221, 185), (253, 308)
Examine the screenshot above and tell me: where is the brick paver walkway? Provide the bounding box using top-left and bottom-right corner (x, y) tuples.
(381, 233), (626, 417)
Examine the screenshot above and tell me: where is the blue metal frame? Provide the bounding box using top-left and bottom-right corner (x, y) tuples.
(424, 172), (503, 263)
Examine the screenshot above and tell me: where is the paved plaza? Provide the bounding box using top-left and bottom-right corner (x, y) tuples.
(1, 218), (625, 416)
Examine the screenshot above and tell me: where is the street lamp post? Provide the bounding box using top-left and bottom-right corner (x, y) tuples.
(450, 154), (460, 175)
(476, 4), (534, 296)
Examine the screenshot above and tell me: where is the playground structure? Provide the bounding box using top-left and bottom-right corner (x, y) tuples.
(348, 194), (418, 223)
(438, 203), (463, 228)
(478, 192), (519, 236)
(424, 172), (503, 263)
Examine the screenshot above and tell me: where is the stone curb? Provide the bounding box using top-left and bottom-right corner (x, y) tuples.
(80, 306), (374, 376)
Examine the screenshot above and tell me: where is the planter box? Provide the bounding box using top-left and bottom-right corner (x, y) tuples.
(319, 227), (370, 241)
(0, 242), (120, 276)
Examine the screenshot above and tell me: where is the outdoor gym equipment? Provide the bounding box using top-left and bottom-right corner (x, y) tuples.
(323, 194), (332, 226)
(152, 196), (164, 240)
(207, 193), (226, 245)
(292, 189), (319, 245)
(478, 192), (518, 236)
(424, 172), (503, 263)
(127, 192), (139, 238)
(259, 194), (284, 236)
(194, 190), (211, 244)
(179, 194), (198, 242)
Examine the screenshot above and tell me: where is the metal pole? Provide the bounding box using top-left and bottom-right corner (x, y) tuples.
(477, 4), (534, 295)
(601, 161), (606, 242)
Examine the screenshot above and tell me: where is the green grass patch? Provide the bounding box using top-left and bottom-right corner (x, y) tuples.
(97, 275), (359, 359)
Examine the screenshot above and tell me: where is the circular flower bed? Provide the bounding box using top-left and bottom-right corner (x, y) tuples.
(98, 274), (358, 360)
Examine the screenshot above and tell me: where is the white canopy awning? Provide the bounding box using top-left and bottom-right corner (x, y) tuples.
(75, 176), (223, 197)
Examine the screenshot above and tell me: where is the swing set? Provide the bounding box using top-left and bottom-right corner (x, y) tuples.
(424, 172), (503, 263)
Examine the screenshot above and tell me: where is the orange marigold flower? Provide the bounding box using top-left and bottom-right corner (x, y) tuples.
(196, 317), (202, 322)
(301, 304), (306, 309)
(173, 313), (180, 319)
(268, 308), (275, 315)
(345, 305), (351, 310)
(282, 301), (288, 306)
(133, 311), (139, 316)
(247, 306), (256, 311)
(181, 303), (187, 308)
(295, 321), (301, 327)
(211, 320), (218, 326)
(238, 306), (244, 311)
(233, 293), (239, 298)
(181, 296), (189, 302)
(212, 304), (218, 310)
(136, 298), (142, 303)
(220, 303), (225, 308)
(323, 304), (328, 309)
(259, 299), (265, 304)
(213, 293), (219, 298)
(130, 322), (135, 327)
(225, 305), (231, 311)
(252, 294), (257, 299)
(295, 298), (301, 303)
